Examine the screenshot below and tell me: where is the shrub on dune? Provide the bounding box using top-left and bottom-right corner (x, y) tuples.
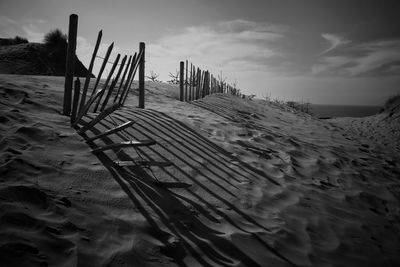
(43, 29), (67, 50)
(13, 36), (28, 44)
(0, 36), (28, 46)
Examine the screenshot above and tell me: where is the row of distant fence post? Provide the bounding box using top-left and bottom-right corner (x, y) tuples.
(63, 14), (145, 127)
(178, 60), (239, 102)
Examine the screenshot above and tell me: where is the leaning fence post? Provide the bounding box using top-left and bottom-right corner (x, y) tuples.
(63, 14), (78, 116)
(91, 42), (114, 96)
(71, 78), (81, 124)
(101, 55), (127, 111)
(118, 53), (136, 105)
(93, 53), (120, 112)
(78, 30), (102, 115)
(114, 55), (132, 103)
(179, 61), (184, 101)
(138, 42), (145, 109)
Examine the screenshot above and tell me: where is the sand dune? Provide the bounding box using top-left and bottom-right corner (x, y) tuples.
(1, 74), (400, 266)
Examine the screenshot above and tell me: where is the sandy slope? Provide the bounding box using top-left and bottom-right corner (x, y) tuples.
(329, 112), (400, 153)
(1, 74), (400, 266)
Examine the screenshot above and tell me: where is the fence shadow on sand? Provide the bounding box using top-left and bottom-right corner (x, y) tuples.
(78, 108), (297, 267)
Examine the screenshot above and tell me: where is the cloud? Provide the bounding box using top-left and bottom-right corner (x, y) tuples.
(147, 19), (288, 82)
(0, 16), (47, 42)
(0, 15), (20, 38)
(22, 24), (44, 42)
(319, 33), (350, 55)
(346, 40), (400, 76)
(312, 38), (400, 76)
(0, 16), (17, 25)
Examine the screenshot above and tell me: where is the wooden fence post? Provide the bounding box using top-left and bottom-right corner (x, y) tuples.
(189, 62), (192, 101)
(179, 61), (184, 101)
(192, 64), (195, 100)
(185, 60), (188, 102)
(138, 42), (145, 109)
(198, 70), (201, 99)
(63, 14), (78, 116)
(71, 78), (80, 124)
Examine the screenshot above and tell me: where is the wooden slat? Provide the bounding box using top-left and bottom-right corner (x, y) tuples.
(78, 30), (102, 114)
(114, 160), (173, 167)
(90, 42), (114, 96)
(72, 85), (108, 127)
(118, 52), (137, 105)
(70, 78), (81, 124)
(91, 139), (156, 153)
(100, 55), (127, 111)
(120, 49), (143, 106)
(86, 120), (135, 142)
(77, 102), (119, 134)
(93, 53), (121, 112)
(113, 55), (132, 103)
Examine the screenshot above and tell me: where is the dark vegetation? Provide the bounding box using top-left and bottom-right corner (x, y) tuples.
(0, 36), (28, 46)
(168, 70), (180, 84)
(380, 94), (400, 116)
(43, 29), (67, 49)
(0, 29), (92, 77)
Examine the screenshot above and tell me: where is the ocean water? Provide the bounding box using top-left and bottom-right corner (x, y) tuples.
(310, 104), (381, 118)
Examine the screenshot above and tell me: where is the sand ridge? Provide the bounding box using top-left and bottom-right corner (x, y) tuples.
(1, 75), (400, 266)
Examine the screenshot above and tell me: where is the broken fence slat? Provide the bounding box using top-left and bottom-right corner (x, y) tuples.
(72, 85), (108, 127)
(91, 139), (156, 153)
(77, 102), (120, 134)
(114, 160), (173, 167)
(86, 120), (135, 142)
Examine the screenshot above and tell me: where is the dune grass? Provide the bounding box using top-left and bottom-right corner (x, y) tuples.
(380, 94), (400, 114)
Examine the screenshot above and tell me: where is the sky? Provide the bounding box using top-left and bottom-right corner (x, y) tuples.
(1, 0), (400, 105)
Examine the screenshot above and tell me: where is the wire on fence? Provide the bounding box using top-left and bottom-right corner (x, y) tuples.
(96, 55), (125, 66)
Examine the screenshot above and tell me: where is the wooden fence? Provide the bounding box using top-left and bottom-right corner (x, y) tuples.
(178, 60), (241, 102)
(61, 14), (244, 162)
(62, 14), (146, 129)
(61, 14), (160, 162)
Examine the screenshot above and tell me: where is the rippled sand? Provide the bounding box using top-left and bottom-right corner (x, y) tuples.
(1, 74), (399, 266)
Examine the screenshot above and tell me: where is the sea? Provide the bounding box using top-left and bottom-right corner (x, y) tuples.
(310, 104), (381, 118)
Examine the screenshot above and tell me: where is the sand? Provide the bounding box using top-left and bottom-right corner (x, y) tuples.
(1, 74), (400, 266)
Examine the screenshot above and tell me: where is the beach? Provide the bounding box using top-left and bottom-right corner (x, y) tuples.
(1, 74), (400, 266)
